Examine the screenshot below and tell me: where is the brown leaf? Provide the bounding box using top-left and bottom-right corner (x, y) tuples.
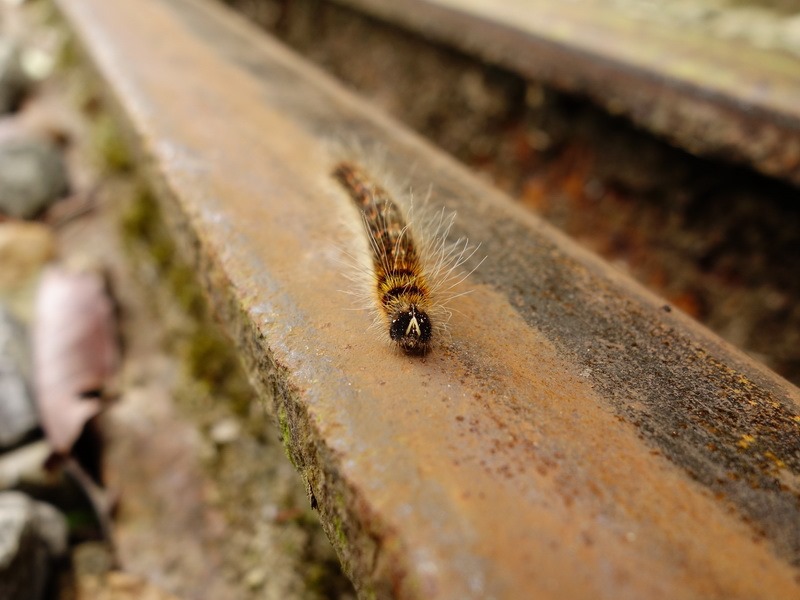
(33, 266), (118, 454)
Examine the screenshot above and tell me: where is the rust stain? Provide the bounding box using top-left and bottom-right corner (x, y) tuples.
(737, 434), (756, 450)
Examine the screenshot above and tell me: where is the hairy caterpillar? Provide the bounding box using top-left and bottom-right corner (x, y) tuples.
(332, 159), (480, 355)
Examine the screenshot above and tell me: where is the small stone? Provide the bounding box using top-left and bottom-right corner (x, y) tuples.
(29, 499), (67, 557)
(210, 417), (240, 445)
(244, 566), (267, 589)
(0, 305), (38, 450)
(0, 222), (56, 289)
(0, 38), (29, 114)
(0, 491), (67, 600)
(0, 138), (69, 219)
(21, 47), (56, 82)
(261, 503), (279, 521)
(0, 440), (52, 491)
(72, 541), (115, 577)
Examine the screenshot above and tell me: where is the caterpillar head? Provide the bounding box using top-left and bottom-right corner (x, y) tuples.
(389, 304), (432, 355)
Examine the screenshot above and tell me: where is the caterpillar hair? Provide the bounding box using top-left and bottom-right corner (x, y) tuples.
(332, 158), (481, 355)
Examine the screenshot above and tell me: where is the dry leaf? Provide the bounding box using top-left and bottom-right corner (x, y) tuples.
(33, 266), (118, 454)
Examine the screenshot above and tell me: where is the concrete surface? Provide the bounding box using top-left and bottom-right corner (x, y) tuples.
(56, 0), (800, 598)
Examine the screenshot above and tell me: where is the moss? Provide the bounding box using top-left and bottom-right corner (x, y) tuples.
(91, 112), (133, 172)
(121, 184), (254, 416)
(304, 554), (355, 597)
(186, 327), (252, 414)
(123, 189), (219, 330)
(120, 188), (203, 313)
(278, 404), (297, 467)
(332, 514), (347, 549)
(56, 36), (132, 172)
(362, 589), (378, 600)
(120, 185), (156, 237)
(187, 329), (232, 387)
(167, 263), (206, 317)
(334, 490), (346, 511)
(38, 0), (64, 27)
(56, 35), (80, 71)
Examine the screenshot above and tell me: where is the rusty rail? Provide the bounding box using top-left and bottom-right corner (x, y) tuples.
(331, 0), (800, 186)
(56, 0), (800, 598)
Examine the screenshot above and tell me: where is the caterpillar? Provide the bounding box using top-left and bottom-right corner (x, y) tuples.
(332, 159), (480, 355)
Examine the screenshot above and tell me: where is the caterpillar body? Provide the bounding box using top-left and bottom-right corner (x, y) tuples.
(332, 159), (479, 355)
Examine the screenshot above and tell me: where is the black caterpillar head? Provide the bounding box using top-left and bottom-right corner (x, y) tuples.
(389, 304), (432, 355)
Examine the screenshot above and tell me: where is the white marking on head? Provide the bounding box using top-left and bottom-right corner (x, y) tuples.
(405, 315), (421, 337)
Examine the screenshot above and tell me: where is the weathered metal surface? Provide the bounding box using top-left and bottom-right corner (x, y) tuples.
(221, 0), (800, 389)
(56, 0), (800, 598)
(333, 0), (800, 186)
